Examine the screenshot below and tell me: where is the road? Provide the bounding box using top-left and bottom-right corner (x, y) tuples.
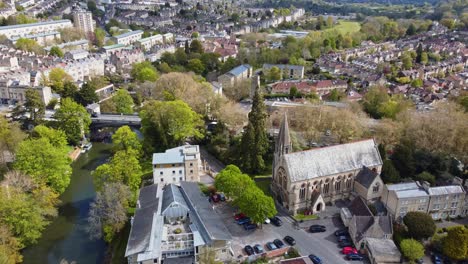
(199, 146), (225, 176)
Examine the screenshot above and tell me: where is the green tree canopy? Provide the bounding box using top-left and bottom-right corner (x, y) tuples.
(32, 125), (67, 148)
(15, 38), (41, 53)
(362, 86), (389, 119)
(400, 239), (424, 261)
(415, 171), (436, 185)
(131, 61), (159, 82)
(49, 46), (64, 57)
(0, 225), (23, 263)
(14, 137), (71, 194)
(112, 89), (134, 114)
(187, 59), (205, 74)
(237, 186), (277, 225)
(0, 117), (25, 165)
(443, 226), (468, 260)
(140, 100), (203, 153)
(214, 165), (255, 202)
(112, 125), (141, 155)
(189, 39), (203, 53)
(267, 66), (282, 82)
(381, 160), (401, 183)
(74, 81), (98, 106)
(403, 212), (436, 240)
(94, 28), (106, 47)
(47, 68), (74, 93)
(53, 98), (91, 145)
(239, 89), (269, 174)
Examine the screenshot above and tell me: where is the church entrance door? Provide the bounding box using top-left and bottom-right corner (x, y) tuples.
(316, 203), (322, 212)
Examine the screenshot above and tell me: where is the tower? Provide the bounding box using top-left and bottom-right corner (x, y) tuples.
(273, 112), (292, 179)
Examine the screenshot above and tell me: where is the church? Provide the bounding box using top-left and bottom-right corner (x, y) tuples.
(271, 114), (384, 215)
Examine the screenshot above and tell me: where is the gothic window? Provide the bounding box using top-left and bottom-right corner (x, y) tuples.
(335, 181), (341, 191)
(323, 183), (330, 194)
(299, 184), (306, 200)
(283, 175), (287, 189)
(373, 183), (380, 193)
(346, 179), (352, 189)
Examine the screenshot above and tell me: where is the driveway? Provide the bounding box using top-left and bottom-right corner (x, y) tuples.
(214, 202), (367, 264)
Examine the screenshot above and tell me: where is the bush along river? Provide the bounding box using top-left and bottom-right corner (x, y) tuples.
(22, 143), (112, 264)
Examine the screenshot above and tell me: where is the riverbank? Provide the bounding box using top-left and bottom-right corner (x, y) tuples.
(22, 143), (112, 264)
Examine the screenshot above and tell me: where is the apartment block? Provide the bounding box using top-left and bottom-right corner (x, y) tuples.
(112, 30), (143, 45)
(263, 64), (305, 79)
(0, 20), (73, 39)
(0, 80), (52, 105)
(73, 10), (95, 34)
(217, 64), (252, 87)
(152, 145), (202, 185)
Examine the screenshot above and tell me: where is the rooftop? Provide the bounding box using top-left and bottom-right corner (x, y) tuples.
(284, 139), (382, 182)
(0, 19), (71, 30)
(228, 64), (251, 77)
(428, 185), (464, 196)
(114, 30), (144, 39)
(152, 145), (199, 165)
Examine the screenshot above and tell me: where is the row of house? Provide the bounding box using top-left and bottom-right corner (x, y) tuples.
(269, 79), (348, 95)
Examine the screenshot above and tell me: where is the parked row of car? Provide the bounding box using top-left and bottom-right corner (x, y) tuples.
(334, 229), (364, 261)
(244, 236), (296, 256)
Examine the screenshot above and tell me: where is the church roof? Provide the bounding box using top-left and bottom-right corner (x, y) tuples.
(283, 139), (382, 183)
(276, 113), (291, 154)
(355, 166), (379, 188)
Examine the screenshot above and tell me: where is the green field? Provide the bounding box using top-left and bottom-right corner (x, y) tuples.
(322, 20), (361, 35)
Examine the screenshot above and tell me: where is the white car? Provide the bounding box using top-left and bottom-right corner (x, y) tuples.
(264, 218), (271, 224)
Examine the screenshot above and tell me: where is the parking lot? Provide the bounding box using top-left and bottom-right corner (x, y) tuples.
(214, 202), (368, 263)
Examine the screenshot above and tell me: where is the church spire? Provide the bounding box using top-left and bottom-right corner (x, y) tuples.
(276, 112), (292, 156)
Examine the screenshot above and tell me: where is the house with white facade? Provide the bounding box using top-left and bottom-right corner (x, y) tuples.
(0, 20), (72, 39)
(152, 145), (202, 185)
(112, 30), (144, 45)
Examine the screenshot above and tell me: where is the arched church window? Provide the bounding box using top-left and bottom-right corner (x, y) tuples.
(299, 185), (306, 200)
(335, 181), (341, 191)
(323, 183), (330, 194)
(373, 183), (380, 193)
(346, 179), (352, 189)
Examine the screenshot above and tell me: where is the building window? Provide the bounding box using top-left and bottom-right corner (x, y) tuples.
(180, 177), (183, 181)
(418, 205), (426, 211)
(335, 181), (341, 191)
(173, 177), (176, 182)
(433, 204), (440, 210)
(451, 202), (458, 208)
(323, 183), (330, 194)
(172, 170), (175, 174)
(160, 178), (164, 182)
(346, 179), (352, 189)
(190, 163), (193, 167)
(372, 183), (380, 193)
(190, 170), (193, 174)
(179, 170), (182, 174)
(172, 164), (175, 167)
(282, 175), (287, 189)
(299, 185), (306, 200)
(160, 171), (163, 175)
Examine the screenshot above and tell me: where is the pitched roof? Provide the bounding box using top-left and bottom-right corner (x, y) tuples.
(138, 184), (158, 208)
(352, 215), (392, 242)
(355, 166), (379, 188)
(348, 196), (373, 216)
(428, 185), (464, 195)
(284, 139), (382, 182)
(228, 64), (251, 77)
(152, 145), (199, 165)
(180, 181), (232, 242)
(276, 113), (291, 155)
(161, 184), (189, 216)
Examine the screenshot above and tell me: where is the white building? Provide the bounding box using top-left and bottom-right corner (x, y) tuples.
(152, 145), (202, 185)
(73, 10), (95, 34)
(0, 20), (73, 39)
(112, 30), (143, 45)
(135, 34), (163, 50)
(0, 80), (52, 105)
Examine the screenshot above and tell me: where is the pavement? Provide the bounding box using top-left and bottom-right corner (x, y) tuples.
(214, 202), (368, 264)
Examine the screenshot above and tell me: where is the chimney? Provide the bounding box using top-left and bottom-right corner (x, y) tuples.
(421, 181), (430, 192)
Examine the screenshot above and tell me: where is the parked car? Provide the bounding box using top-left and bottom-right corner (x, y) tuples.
(308, 254), (322, 264)
(237, 217), (251, 225)
(244, 245), (254, 256)
(284, 236), (296, 245)
(270, 216), (283, 226)
(234, 213), (246, 221)
(273, 239), (284, 248)
(335, 229), (349, 236)
(338, 235), (349, 243)
(347, 254), (364, 261)
(416, 258), (424, 264)
(432, 255), (442, 264)
(342, 247), (358, 255)
(253, 244), (264, 254)
(309, 225), (326, 233)
(244, 223), (257, 230)
(339, 240), (353, 248)
(218, 193), (226, 201)
(264, 218), (271, 224)
(266, 242), (278, 251)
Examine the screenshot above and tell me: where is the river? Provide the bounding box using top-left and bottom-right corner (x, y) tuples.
(22, 143), (112, 264)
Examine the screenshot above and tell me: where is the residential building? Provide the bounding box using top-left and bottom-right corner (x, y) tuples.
(11, 31), (61, 46)
(152, 145), (202, 185)
(354, 167), (384, 202)
(125, 182), (233, 264)
(0, 80), (52, 105)
(382, 181), (466, 220)
(135, 34), (163, 50)
(112, 30), (143, 45)
(108, 48), (145, 73)
(341, 196), (374, 227)
(313, 80), (348, 95)
(263, 64), (305, 79)
(0, 20), (73, 39)
(271, 114), (383, 215)
(73, 10), (95, 34)
(217, 64), (252, 87)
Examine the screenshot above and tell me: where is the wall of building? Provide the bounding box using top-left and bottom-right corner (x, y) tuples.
(153, 163), (186, 185)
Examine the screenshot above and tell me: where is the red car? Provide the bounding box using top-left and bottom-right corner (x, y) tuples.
(234, 213), (246, 221)
(211, 194), (219, 202)
(342, 247), (358, 255)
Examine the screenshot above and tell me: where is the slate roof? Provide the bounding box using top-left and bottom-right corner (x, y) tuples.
(428, 185), (464, 196)
(180, 181), (232, 243)
(228, 64), (251, 77)
(283, 139), (382, 182)
(355, 166), (379, 189)
(114, 30), (143, 39)
(161, 184), (189, 216)
(138, 184), (158, 208)
(352, 215), (392, 243)
(348, 196), (373, 216)
(365, 238), (401, 261)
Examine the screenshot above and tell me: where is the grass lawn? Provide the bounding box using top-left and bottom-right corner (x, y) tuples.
(293, 213), (319, 221)
(323, 20), (361, 35)
(255, 178), (272, 197)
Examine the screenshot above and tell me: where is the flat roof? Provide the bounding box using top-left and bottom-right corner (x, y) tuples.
(0, 19), (71, 30)
(114, 30), (143, 39)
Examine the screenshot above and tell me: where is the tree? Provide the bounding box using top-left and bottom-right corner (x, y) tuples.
(187, 58), (205, 74)
(0, 117), (25, 165)
(87, 183), (131, 242)
(112, 126), (141, 155)
(327, 89), (344, 102)
(54, 98), (91, 145)
(411, 79), (423, 88)
(0, 226), (23, 264)
(14, 137), (72, 194)
(416, 44), (423, 64)
(362, 86), (390, 119)
(381, 160), (401, 183)
(49, 46), (64, 57)
(392, 140), (416, 177)
(94, 28), (106, 47)
(377, 95), (411, 120)
(60, 81), (78, 98)
(239, 89), (269, 174)
(238, 186), (277, 225)
(24, 89), (45, 125)
(403, 212), (436, 240)
(47, 68), (73, 93)
(267, 66), (282, 82)
(406, 24), (416, 36)
(189, 39), (203, 54)
(443, 226), (468, 260)
(140, 100), (203, 153)
(420, 52), (428, 65)
(215, 165), (255, 201)
(112, 89), (134, 114)
(130, 61), (159, 82)
(32, 125), (67, 148)
(401, 53), (413, 70)
(400, 239), (424, 261)
(415, 171), (436, 185)
(15, 38), (41, 53)
(75, 82), (98, 106)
